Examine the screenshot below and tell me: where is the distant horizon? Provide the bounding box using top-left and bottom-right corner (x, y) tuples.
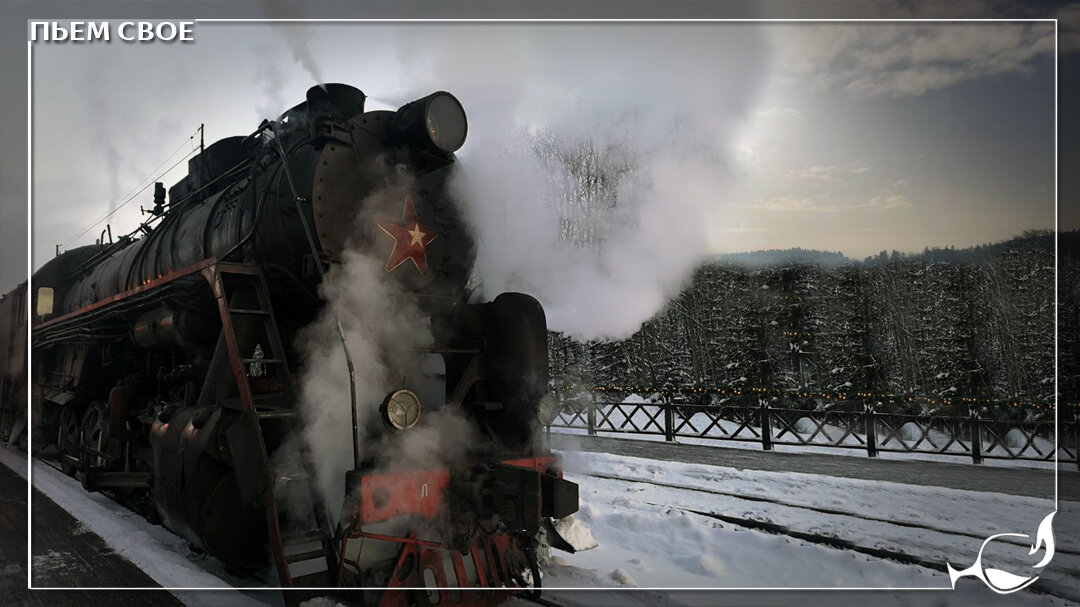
(714, 227), (1060, 261)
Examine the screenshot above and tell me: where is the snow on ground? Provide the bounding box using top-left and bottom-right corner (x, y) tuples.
(4, 443), (1076, 607)
(541, 448), (1078, 605)
(0, 447), (269, 607)
(557, 450), (1064, 543)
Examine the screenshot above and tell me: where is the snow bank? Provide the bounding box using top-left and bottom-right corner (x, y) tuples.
(554, 514), (598, 552)
(545, 448), (1075, 603)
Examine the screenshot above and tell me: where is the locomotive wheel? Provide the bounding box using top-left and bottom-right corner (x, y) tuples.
(56, 404), (84, 476)
(81, 400), (122, 469)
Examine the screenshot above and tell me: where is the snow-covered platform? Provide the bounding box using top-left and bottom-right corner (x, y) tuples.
(0, 449), (289, 606)
(547, 432), (1079, 501)
(0, 461), (182, 605)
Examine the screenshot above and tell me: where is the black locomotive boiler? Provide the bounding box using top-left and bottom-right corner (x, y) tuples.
(30, 84), (578, 603)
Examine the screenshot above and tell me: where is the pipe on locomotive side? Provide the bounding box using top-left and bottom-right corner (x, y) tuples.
(130, 307), (218, 350)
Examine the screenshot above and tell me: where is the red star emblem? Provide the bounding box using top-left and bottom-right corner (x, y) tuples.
(375, 195), (437, 275)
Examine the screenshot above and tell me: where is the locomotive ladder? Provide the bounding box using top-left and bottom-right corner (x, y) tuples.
(203, 261), (338, 587)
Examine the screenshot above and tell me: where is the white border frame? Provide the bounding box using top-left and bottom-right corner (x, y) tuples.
(23, 16), (1061, 594)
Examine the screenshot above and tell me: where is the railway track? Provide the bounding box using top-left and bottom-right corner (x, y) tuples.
(577, 470), (1079, 601)
(579, 470), (1080, 557)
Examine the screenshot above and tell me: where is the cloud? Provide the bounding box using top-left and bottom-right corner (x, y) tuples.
(746, 187), (912, 213)
(864, 192), (912, 209)
(753, 107), (803, 120)
(1060, 4), (1080, 55)
(744, 195), (840, 213)
(893, 179), (910, 188)
(787, 161), (872, 182)
(774, 23), (1056, 97)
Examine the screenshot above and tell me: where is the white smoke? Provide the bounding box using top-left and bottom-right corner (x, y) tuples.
(79, 69), (123, 211)
(260, 3), (325, 85)
(247, 23), (770, 338)
(296, 248), (434, 511)
(268, 22), (772, 512)
(253, 44), (288, 121)
(294, 191), (480, 517)
(276, 24), (325, 87)
(387, 24), (771, 339)
(252, 18), (325, 120)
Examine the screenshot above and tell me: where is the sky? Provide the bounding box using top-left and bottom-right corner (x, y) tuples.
(718, 22), (1059, 255)
(25, 19), (1062, 278)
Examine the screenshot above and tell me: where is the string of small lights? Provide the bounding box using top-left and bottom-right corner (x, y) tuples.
(553, 385), (1074, 410)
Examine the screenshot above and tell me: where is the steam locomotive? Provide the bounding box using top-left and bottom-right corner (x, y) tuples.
(28, 84), (578, 603)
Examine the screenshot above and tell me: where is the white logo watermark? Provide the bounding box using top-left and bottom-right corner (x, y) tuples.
(947, 511), (1056, 594)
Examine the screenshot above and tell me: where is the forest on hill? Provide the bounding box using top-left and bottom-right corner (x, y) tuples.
(550, 230), (1075, 417)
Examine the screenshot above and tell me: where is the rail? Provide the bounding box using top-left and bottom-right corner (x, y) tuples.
(546, 392), (1078, 468)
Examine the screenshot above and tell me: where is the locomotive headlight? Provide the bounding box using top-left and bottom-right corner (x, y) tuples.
(537, 393), (561, 427)
(395, 91), (468, 154)
(381, 389), (422, 431)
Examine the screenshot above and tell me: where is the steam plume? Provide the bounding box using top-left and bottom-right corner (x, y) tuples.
(391, 24), (770, 339)
(294, 183), (479, 516)
(296, 248), (432, 511)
